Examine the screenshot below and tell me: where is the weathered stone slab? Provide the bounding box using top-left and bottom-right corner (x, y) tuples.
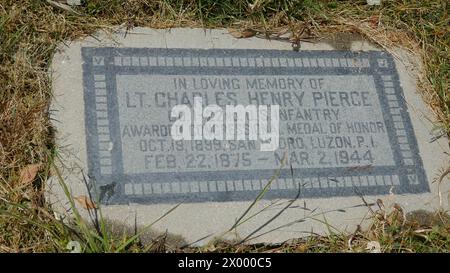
(49, 28), (449, 245)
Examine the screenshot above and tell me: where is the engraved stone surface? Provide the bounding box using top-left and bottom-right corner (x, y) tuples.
(49, 28), (449, 245)
(83, 48), (427, 204)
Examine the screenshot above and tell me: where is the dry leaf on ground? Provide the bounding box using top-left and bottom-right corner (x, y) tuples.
(19, 164), (41, 184)
(228, 28), (257, 39)
(74, 195), (97, 210)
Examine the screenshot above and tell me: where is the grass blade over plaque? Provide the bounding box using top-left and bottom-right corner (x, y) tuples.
(238, 187), (301, 244)
(51, 155), (183, 252)
(228, 153), (287, 233)
(114, 202), (182, 253)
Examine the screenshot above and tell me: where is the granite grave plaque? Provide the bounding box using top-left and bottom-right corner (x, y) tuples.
(82, 48), (428, 204)
(49, 28), (449, 244)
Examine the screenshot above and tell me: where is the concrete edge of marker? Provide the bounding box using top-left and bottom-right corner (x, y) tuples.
(47, 27), (450, 245)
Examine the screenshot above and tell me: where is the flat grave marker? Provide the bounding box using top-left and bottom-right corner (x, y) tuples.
(49, 28), (449, 245)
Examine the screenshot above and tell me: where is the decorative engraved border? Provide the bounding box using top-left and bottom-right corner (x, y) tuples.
(93, 74), (113, 175)
(382, 76), (414, 165)
(123, 173), (402, 196)
(113, 55), (371, 68)
(381, 74), (420, 185)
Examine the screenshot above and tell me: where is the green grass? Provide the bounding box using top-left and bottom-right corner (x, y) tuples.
(0, 0), (449, 252)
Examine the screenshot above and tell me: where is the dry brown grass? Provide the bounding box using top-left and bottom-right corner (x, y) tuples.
(0, 0), (448, 252)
